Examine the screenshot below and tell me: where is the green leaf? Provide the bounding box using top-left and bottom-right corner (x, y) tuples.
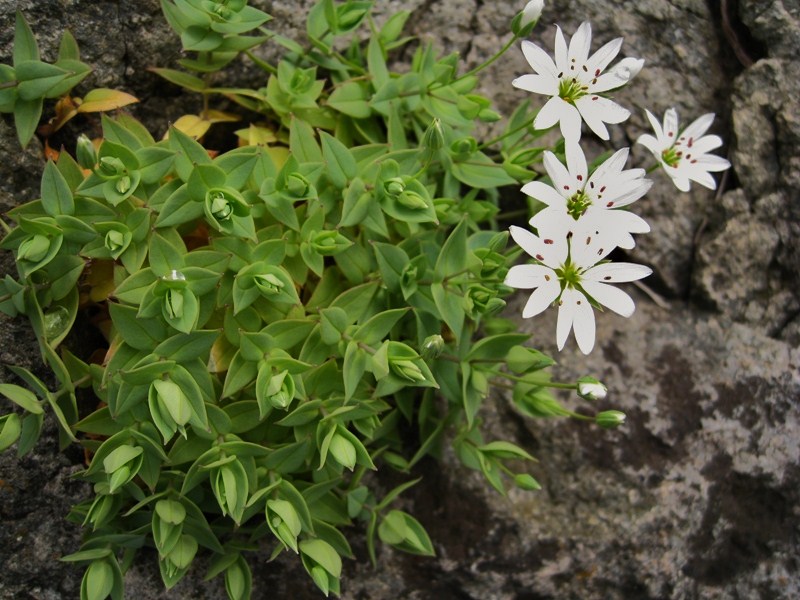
(150, 67), (207, 92)
(109, 303), (168, 350)
(466, 334), (530, 362)
(169, 126), (212, 181)
(0, 383), (43, 414)
(148, 231), (186, 277)
(13, 11), (39, 65)
(0, 413), (22, 452)
(431, 282), (464, 342)
(478, 440), (535, 461)
(320, 131), (357, 188)
(41, 160), (75, 216)
(372, 243), (408, 293)
(378, 510), (435, 556)
(300, 539), (342, 578)
(435, 218), (468, 279)
(327, 81), (371, 119)
(319, 307), (348, 345)
(342, 341), (368, 401)
(13, 96), (43, 147)
(451, 151), (516, 188)
(289, 118), (322, 163)
(15, 60), (68, 100)
(354, 308), (408, 346)
(57, 29), (81, 62)
(82, 559), (114, 600)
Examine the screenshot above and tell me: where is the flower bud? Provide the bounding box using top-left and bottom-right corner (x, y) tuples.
(396, 190), (429, 210)
(513, 473), (542, 491)
(420, 334), (445, 360)
(164, 288), (185, 320)
(204, 187), (248, 233)
(390, 359), (426, 383)
(97, 156), (125, 179)
(286, 172), (311, 197)
(596, 410), (626, 429)
(383, 177), (406, 198)
(449, 137), (478, 160)
(577, 377), (607, 400)
(254, 272), (285, 296)
(209, 191), (233, 221)
(114, 175), (132, 195)
(264, 370), (295, 410)
(76, 134), (97, 169)
(520, 0), (544, 28)
(421, 118), (444, 151)
(512, 0), (544, 36)
(310, 230), (351, 256)
(18, 234), (51, 263)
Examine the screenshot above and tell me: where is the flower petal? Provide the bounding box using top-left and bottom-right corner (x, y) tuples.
(680, 112), (714, 141)
(693, 154), (731, 172)
(572, 290), (596, 354)
(584, 37), (623, 76)
(522, 277), (561, 318)
(644, 109), (664, 144)
(557, 287), (595, 353)
(521, 180), (566, 206)
(509, 225), (566, 267)
(543, 150), (573, 194)
(686, 134), (723, 155)
(575, 95), (630, 140)
(520, 40), (559, 79)
(581, 280), (636, 317)
(534, 96), (568, 130)
(663, 108), (679, 141)
(555, 288), (576, 350)
(583, 261), (653, 283)
(554, 26), (569, 73)
(568, 22), (593, 69)
(636, 133), (663, 159)
(557, 103), (583, 143)
(513, 73), (559, 95)
(565, 140), (588, 183)
(505, 264), (554, 289)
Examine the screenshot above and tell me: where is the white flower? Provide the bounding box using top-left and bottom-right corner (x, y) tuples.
(504, 224), (652, 354)
(520, 0), (544, 29)
(636, 108), (731, 192)
(512, 22), (643, 142)
(523, 142), (651, 249)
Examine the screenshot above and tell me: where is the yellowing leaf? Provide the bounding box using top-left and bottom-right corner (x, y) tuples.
(204, 109), (240, 123)
(76, 88), (139, 113)
(235, 124), (277, 147)
(168, 115), (211, 140)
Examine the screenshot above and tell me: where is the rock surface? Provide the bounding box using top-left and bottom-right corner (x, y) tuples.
(1, 0), (798, 599)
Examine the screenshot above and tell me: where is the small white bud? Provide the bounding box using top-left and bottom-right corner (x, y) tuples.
(577, 377), (607, 400)
(520, 0), (544, 29)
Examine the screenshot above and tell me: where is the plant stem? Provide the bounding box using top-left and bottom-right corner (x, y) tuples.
(452, 34), (519, 85)
(498, 370), (578, 390)
(478, 117), (534, 151)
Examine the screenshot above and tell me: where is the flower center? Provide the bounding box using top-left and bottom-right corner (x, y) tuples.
(566, 189), (592, 220)
(556, 260), (582, 289)
(661, 147), (682, 168)
(558, 78), (588, 104)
